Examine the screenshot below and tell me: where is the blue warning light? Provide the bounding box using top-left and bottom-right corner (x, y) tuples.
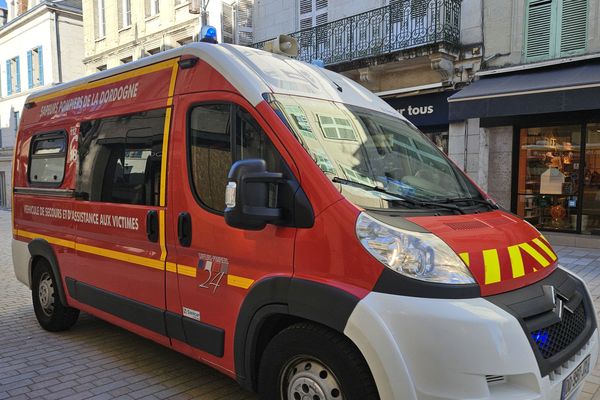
(201, 25), (218, 41)
(532, 330), (549, 347)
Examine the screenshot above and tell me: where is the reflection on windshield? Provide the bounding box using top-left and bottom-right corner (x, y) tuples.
(271, 94), (482, 208)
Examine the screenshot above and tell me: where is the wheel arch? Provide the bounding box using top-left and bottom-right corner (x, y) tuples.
(234, 276), (361, 392)
(28, 238), (68, 307)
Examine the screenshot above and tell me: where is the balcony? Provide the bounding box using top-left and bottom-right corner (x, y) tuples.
(251, 0), (461, 70)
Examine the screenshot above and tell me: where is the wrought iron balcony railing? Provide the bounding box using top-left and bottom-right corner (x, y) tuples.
(251, 0), (461, 68)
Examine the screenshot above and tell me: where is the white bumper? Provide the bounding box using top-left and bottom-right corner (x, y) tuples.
(12, 238), (31, 288)
(344, 292), (599, 400)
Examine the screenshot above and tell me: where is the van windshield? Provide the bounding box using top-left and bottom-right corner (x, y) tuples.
(270, 94), (485, 210)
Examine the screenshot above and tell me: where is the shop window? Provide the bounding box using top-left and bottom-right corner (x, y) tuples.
(583, 124), (600, 234)
(29, 133), (67, 186)
(77, 109), (166, 205)
(525, 0), (588, 62)
(517, 126), (582, 232)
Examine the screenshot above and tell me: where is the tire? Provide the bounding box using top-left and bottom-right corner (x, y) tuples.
(31, 259), (79, 332)
(258, 322), (380, 400)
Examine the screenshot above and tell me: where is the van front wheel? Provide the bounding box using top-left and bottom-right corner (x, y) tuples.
(258, 322), (379, 400)
(32, 259), (79, 331)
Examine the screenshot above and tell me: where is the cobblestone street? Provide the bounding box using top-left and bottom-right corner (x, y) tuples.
(2, 208), (600, 399)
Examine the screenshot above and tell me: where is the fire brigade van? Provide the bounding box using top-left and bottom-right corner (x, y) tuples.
(12, 39), (599, 400)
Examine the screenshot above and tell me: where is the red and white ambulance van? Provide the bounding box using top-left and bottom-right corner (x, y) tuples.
(12, 41), (599, 400)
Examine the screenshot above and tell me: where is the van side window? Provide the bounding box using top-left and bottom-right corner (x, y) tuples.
(189, 104), (232, 211)
(29, 133), (67, 186)
(77, 109), (166, 206)
(189, 104), (283, 213)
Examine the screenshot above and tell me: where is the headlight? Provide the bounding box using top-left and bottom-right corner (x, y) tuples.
(356, 213), (475, 284)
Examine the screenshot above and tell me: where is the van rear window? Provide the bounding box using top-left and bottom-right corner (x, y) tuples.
(29, 133), (67, 186)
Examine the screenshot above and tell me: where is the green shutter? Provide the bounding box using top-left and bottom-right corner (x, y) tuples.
(525, 0), (554, 61)
(6, 60), (12, 95)
(38, 47), (44, 86)
(27, 50), (33, 89)
(559, 0), (587, 56)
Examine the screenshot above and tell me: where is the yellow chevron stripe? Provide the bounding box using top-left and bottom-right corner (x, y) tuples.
(519, 242), (550, 268)
(507, 245), (525, 278)
(532, 237), (557, 262)
(459, 252), (470, 267)
(482, 248), (501, 284)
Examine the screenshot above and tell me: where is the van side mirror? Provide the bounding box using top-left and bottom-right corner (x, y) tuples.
(224, 159), (284, 230)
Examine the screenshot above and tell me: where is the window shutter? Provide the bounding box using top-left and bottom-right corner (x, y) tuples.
(560, 0), (587, 55)
(235, 0), (254, 45)
(6, 60), (11, 96)
(222, 2), (234, 43)
(145, 0), (150, 18)
(525, 0), (553, 60)
(93, 0), (99, 38)
(300, 17), (312, 30)
(117, 0), (123, 29)
(300, 0), (312, 15)
(15, 56), (20, 93)
(38, 47), (43, 86)
(27, 50), (33, 89)
(315, 12), (327, 26)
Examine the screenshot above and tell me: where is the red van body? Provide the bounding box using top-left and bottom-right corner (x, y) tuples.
(12, 43), (599, 400)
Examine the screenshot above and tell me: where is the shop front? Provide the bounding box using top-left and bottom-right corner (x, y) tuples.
(449, 60), (600, 238)
(383, 90), (456, 154)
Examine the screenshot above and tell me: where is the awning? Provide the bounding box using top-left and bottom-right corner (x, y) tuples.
(448, 62), (600, 121)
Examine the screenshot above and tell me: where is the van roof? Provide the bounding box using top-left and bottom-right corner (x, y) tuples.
(28, 42), (400, 118)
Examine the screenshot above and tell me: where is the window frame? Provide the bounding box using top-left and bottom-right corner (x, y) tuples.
(186, 101), (235, 215)
(186, 101), (287, 215)
(28, 131), (68, 188)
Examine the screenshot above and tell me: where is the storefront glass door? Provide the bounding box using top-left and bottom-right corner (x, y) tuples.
(583, 124), (600, 234)
(517, 126), (582, 232)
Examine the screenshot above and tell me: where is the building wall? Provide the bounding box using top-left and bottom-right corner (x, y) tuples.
(82, 0), (240, 73)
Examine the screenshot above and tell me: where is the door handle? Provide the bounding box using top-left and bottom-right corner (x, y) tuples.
(146, 210), (159, 243)
(178, 212), (192, 247)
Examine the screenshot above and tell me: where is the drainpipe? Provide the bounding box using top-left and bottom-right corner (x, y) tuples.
(52, 10), (63, 83)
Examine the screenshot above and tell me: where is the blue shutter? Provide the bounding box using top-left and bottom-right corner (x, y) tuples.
(38, 47), (44, 86)
(5, 60), (11, 95)
(15, 56), (20, 93)
(27, 50), (33, 89)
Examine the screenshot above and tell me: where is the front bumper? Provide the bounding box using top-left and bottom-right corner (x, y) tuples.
(344, 282), (599, 400)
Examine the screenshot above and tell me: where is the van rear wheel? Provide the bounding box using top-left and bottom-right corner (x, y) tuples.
(32, 259), (79, 331)
(258, 322), (379, 400)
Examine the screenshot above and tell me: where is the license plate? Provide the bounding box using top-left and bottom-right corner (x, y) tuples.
(561, 355), (591, 400)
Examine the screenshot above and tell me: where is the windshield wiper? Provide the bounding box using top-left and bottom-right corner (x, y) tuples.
(442, 197), (500, 210)
(331, 177), (466, 214)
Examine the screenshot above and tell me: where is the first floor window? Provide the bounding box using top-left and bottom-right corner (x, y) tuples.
(145, 0), (159, 17)
(118, 0), (131, 29)
(6, 56), (20, 95)
(27, 46), (44, 89)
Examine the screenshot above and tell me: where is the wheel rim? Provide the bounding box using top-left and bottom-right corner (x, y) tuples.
(280, 356), (343, 400)
(38, 272), (55, 317)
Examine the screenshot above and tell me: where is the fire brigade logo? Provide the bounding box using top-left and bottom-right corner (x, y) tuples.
(198, 253), (229, 293)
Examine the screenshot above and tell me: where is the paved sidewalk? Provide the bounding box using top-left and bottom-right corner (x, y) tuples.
(2, 207), (600, 399)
